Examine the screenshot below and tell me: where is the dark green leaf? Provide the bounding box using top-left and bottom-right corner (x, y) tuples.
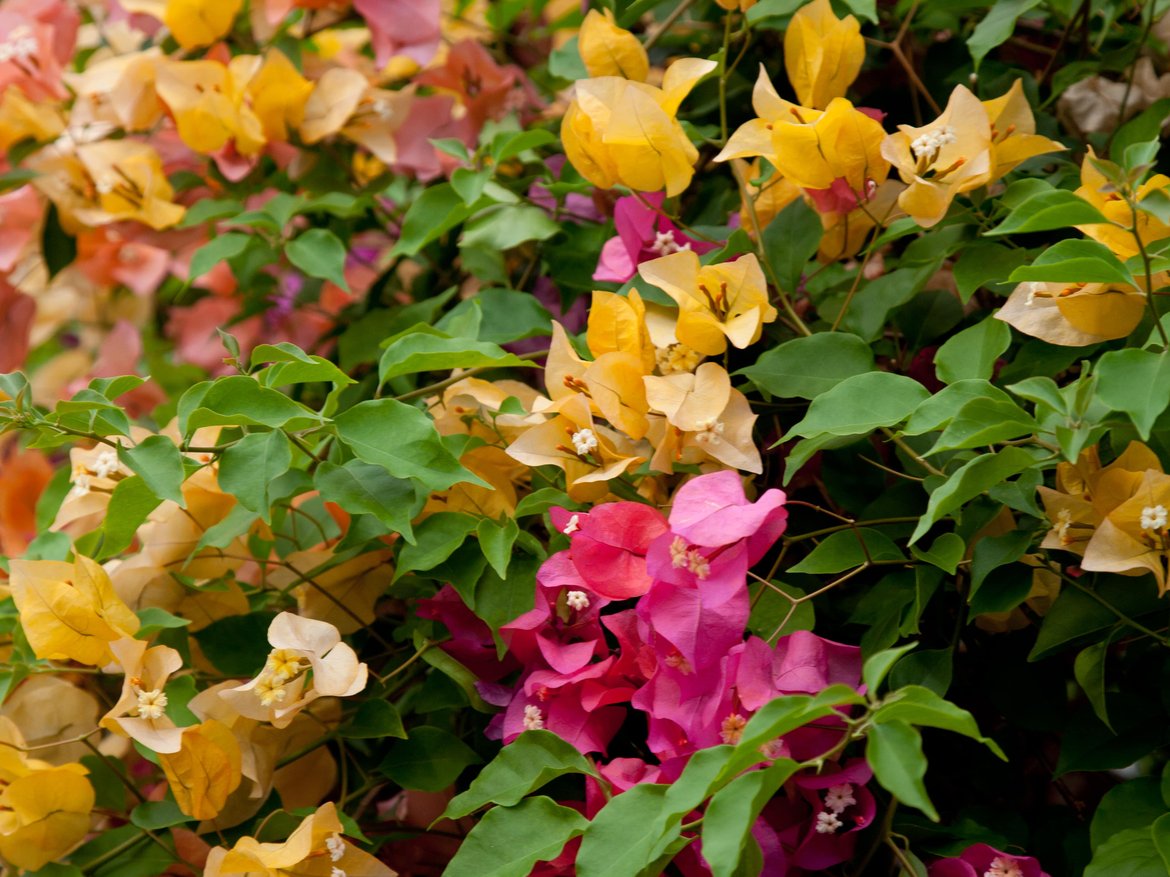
(738, 333), (874, 399)
(315, 460), (422, 543)
(379, 726), (481, 792)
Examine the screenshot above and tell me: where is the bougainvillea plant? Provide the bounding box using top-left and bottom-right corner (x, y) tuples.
(3, 0), (1170, 874)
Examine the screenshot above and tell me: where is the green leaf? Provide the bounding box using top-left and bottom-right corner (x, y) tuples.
(514, 488), (576, 517)
(180, 377), (322, 434)
(189, 232), (251, 280)
(315, 461), (421, 543)
(379, 726), (481, 792)
(761, 198), (822, 293)
(462, 205), (561, 251)
(788, 528), (904, 574)
(737, 333), (874, 400)
(396, 512), (479, 579)
(333, 399), (483, 492)
(342, 699), (407, 740)
(118, 436), (186, 507)
(378, 326), (532, 383)
(925, 397), (1038, 454)
(286, 228), (349, 291)
(866, 720), (938, 820)
(967, 0), (1042, 69)
(444, 730), (599, 820)
(443, 797), (589, 877)
(910, 447), (1045, 543)
(701, 759), (801, 877)
(93, 477), (162, 560)
(987, 188), (1109, 235)
(391, 183), (476, 257)
(1085, 827), (1168, 877)
(477, 517), (518, 579)
(1152, 814), (1170, 872)
(135, 607), (191, 637)
(216, 431), (292, 520)
(176, 198), (243, 228)
(489, 128), (558, 163)
(862, 642), (919, 697)
(575, 784), (679, 877)
(1008, 239), (1134, 285)
(1091, 778), (1166, 850)
(130, 799), (190, 830)
(443, 288), (553, 345)
(952, 242), (1031, 303)
(910, 532), (966, 574)
(874, 685), (1005, 758)
(904, 381), (1013, 436)
(1095, 348), (1170, 439)
(1075, 639), (1114, 733)
(1030, 575), (1164, 660)
(933, 317), (1012, 385)
(786, 372), (930, 439)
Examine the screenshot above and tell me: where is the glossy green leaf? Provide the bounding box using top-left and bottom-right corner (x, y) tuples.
(1095, 348), (1170, 439)
(315, 460), (421, 543)
(866, 720), (937, 820)
(786, 372), (930, 439)
(1008, 239), (1134, 285)
(333, 399), (483, 492)
(444, 730), (599, 820)
(910, 446), (1045, 543)
(738, 333), (874, 400)
(378, 326), (532, 383)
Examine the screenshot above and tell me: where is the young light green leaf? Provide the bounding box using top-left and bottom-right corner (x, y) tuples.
(445, 796), (589, 877)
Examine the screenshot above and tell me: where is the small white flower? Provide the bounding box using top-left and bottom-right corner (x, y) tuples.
(566, 590), (590, 611)
(910, 125), (957, 160)
(92, 449), (120, 479)
(823, 783), (856, 814)
(561, 514), (581, 535)
(815, 810), (843, 834)
(1142, 504), (1168, 532)
(649, 229), (691, 256)
(522, 704), (545, 731)
(255, 674), (289, 707)
(70, 472), (92, 498)
(135, 688), (168, 720)
(1055, 508), (1073, 544)
(686, 550), (710, 580)
(669, 536), (689, 569)
(331, 868), (347, 877)
(571, 428), (598, 456)
(326, 833), (346, 862)
(694, 419), (725, 446)
(984, 858), (1024, 877)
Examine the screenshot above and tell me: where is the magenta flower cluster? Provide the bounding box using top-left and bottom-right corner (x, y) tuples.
(421, 472), (884, 873)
